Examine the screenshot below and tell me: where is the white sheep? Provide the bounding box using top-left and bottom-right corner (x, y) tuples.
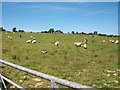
(10, 37), (12, 40)
(74, 42), (82, 47)
(42, 50), (47, 57)
(8, 36), (12, 40)
(42, 50), (47, 54)
(31, 40), (36, 44)
(111, 40), (115, 43)
(33, 38), (36, 40)
(55, 41), (60, 46)
(103, 40), (105, 43)
(30, 36), (33, 39)
(109, 40), (112, 42)
(82, 44), (87, 49)
(8, 36), (10, 39)
(115, 40), (119, 44)
(5, 33), (7, 34)
(26, 40), (32, 43)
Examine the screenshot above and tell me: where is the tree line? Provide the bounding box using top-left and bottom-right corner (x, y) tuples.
(0, 27), (25, 32)
(0, 27), (119, 37)
(41, 28), (63, 34)
(71, 31), (118, 37)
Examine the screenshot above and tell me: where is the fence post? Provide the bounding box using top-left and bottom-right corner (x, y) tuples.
(50, 80), (60, 90)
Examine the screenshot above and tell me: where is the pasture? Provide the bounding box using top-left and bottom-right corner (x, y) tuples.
(1, 32), (119, 88)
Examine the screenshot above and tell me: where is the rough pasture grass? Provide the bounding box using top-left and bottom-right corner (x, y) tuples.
(0, 31), (1, 53)
(2, 32), (119, 88)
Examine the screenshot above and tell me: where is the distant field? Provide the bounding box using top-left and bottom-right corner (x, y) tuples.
(1, 32), (119, 88)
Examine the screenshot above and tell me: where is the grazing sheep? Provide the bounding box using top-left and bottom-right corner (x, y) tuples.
(8, 36), (10, 39)
(74, 42), (82, 47)
(5, 33), (7, 35)
(42, 50), (47, 57)
(31, 40), (36, 44)
(82, 44), (87, 49)
(30, 36), (33, 39)
(111, 40), (115, 43)
(109, 40), (112, 42)
(103, 40), (105, 43)
(8, 36), (12, 40)
(55, 41), (60, 46)
(33, 38), (36, 40)
(26, 40), (32, 43)
(10, 37), (12, 40)
(42, 50), (47, 54)
(115, 40), (119, 44)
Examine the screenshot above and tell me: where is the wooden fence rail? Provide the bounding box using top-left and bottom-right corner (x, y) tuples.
(0, 59), (96, 90)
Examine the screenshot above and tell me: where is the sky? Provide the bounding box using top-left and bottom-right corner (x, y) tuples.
(2, 2), (118, 35)
(0, 2), (1, 26)
(2, 0), (120, 2)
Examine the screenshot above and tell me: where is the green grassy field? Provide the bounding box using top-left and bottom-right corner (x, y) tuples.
(1, 32), (119, 88)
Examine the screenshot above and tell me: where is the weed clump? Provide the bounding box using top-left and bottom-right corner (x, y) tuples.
(2, 48), (10, 53)
(12, 55), (17, 60)
(26, 56), (29, 60)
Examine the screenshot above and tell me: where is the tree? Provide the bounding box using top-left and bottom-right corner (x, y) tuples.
(71, 31), (75, 34)
(41, 31), (48, 33)
(88, 32), (93, 35)
(55, 30), (63, 33)
(79, 32), (86, 35)
(12, 27), (17, 32)
(18, 30), (24, 32)
(98, 33), (102, 36)
(76, 32), (78, 34)
(93, 31), (98, 35)
(44, 31), (48, 33)
(102, 34), (107, 36)
(48, 28), (55, 33)
(0, 27), (6, 31)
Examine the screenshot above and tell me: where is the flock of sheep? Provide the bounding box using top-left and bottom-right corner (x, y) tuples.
(102, 39), (119, 44)
(7, 34), (119, 56)
(25, 36), (88, 49)
(26, 36), (37, 44)
(74, 40), (88, 49)
(7, 36), (12, 40)
(7, 35), (119, 50)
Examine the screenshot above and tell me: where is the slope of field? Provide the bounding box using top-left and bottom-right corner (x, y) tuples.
(1, 32), (119, 88)
(0, 31), (2, 59)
